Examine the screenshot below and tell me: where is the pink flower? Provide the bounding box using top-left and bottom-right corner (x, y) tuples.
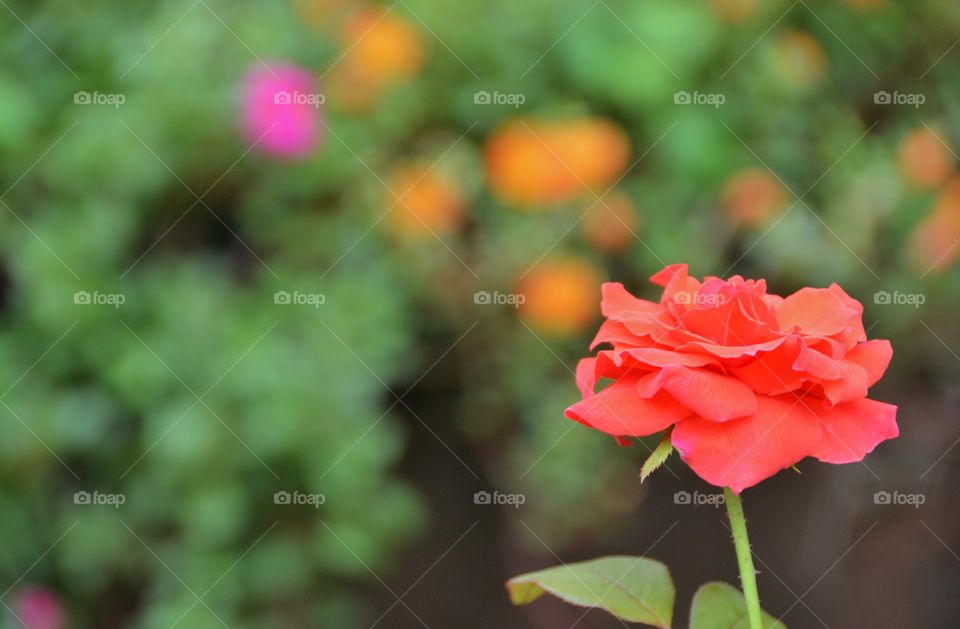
(241, 62), (322, 159)
(14, 586), (65, 629)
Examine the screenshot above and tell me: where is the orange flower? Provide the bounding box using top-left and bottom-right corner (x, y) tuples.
(331, 8), (426, 109)
(772, 30), (827, 88)
(485, 120), (564, 208)
(721, 168), (787, 227)
(582, 191), (639, 253)
(908, 178), (960, 272)
(551, 118), (631, 193)
(341, 9), (425, 80)
(486, 117), (630, 210)
(707, 0), (757, 24)
(897, 128), (953, 189)
(517, 258), (603, 335)
(384, 160), (465, 239)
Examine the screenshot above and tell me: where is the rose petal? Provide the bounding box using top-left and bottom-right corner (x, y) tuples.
(808, 398), (899, 464)
(671, 394), (822, 493)
(826, 283), (867, 345)
(565, 376), (691, 438)
(652, 264), (703, 304)
(793, 346), (869, 406)
(793, 345), (848, 380)
(802, 335), (849, 360)
(575, 357), (599, 398)
(730, 336), (804, 395)
(613, 347), (720, 369)
(777, 286), (860, 337)
(650, 264), (687, 288)
(845, 340), (893, 388)
(653, 365), (758, 422)
(679, 291), (780, 347)
(600, 283), (658, 319)
(636, 371), (661, 398)
(677, 336), (788, 359)
(590, 319), (644, 350)
(574, 351), (628, 397)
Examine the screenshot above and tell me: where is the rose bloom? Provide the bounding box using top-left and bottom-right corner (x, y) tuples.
(566, 264), (897, 493)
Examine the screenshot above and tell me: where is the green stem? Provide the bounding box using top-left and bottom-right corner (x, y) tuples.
(724, 487), (763, 629)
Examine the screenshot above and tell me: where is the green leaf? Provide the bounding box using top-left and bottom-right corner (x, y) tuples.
(689, 582), (786, 629)
(507, 556), (674, 627)
(641, 430), (674, 483)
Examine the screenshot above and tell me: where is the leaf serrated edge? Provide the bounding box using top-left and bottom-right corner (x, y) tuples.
(641, 429), (674, 483)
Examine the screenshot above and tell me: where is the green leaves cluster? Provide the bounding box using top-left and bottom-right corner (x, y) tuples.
(508, 557), (785, 628)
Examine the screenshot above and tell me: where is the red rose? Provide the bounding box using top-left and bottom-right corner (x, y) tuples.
(565, 264), (898, 493)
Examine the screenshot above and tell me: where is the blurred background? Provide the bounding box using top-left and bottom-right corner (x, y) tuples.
(0, 0), (958, 627)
